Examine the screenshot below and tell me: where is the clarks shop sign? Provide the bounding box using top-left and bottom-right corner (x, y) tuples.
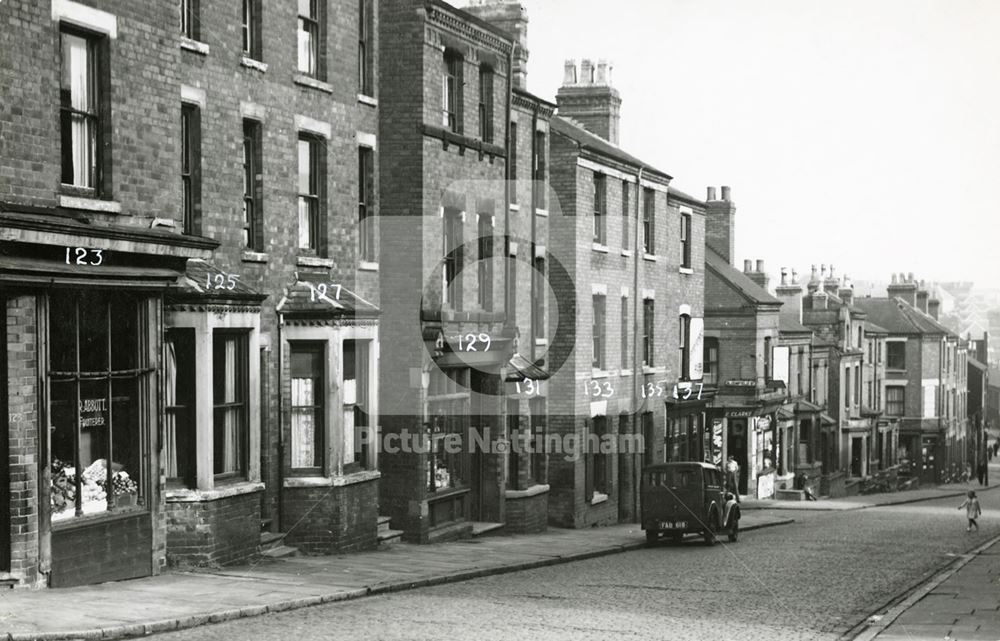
(724, 379), (756, 388)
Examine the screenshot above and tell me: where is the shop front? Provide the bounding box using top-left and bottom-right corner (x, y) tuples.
(0, 215), (215, 588)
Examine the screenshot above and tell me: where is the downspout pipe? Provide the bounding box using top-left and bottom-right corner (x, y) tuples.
(632, 166), (644, 520)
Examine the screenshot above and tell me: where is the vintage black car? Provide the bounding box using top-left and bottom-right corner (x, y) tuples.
(641, 461), (740, 545)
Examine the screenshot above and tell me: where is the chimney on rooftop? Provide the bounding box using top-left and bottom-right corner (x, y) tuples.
(916, 281), (929, 314)
(776, 266), (805, 323)
(464, 1), (530, 90)
(556, 57), (622, 144)
(745, 259), (769, 291)
(887, 271), (918, 308)
(838, 275), (854, 306)
(705, 186), (735, 265)
(824, 264), (840, 296)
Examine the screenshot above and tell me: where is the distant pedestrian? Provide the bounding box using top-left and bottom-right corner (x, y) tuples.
(958, 490), (982, 532)
(799, 473), (818, 501)
(725, 456), (741, 503)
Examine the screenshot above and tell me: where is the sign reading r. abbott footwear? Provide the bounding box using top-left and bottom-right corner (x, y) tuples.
(78, 398), (107, 428)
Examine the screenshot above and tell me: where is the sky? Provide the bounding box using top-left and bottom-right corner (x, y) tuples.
(464, 0), (1000, 287)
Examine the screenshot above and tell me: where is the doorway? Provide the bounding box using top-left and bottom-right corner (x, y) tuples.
(851, 436), (863, 477)
(727, 418), (748, 494)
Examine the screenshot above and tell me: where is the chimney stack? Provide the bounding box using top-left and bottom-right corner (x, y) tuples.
(776, 266), (805, 323)
(556, 58), (622, 144)
(887, 271), (918, 307)
(465, 1), (530, 90)
(838, 274), (854, 306)
(746, 259), (769, 290)
(824, 264), (840, 296)
(916, 281), (929, 314)
(705, 185), (736, 265)
(928, 297), (941, 321)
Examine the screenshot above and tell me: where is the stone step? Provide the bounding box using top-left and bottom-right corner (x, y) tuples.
(471, 521), (504, 537)
(260, 544), (298, 559)
(378, 528), (404, 546)
(377, 515), (392, 533)
(260, 531), (287, 552)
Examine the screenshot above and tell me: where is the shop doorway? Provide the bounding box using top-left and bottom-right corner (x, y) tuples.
(0, 300), (9, 572)
(727, 419), (748, 494)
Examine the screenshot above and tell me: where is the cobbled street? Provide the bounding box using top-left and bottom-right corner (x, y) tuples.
(149, 491), (1000, 641)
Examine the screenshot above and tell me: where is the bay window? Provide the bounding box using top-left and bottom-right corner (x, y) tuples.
(290, 343), (324, 471)
(343, 339), (373, 470)
(213, 332), (249, 478)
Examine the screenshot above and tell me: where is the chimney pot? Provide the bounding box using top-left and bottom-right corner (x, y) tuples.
(791, 268), (799, 284)
(743, 259), (752, 273)
(755, 259), (764, 273)
(820, 264), (827, 278)
(908, 272), (915, 283)
(828, 265), (836, 280)
(891, 273), (898, 284)
(707, 186), (717, 201)
(562, 59), (577, 85)
(595, 59), (612, 85)
(581, 59), (594, 84)
(780, 267), (788, 286)
(721, 186), (731, 201)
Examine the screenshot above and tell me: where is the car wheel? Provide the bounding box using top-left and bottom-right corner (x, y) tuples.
(727, 517), (739, 543)
(702, 515), (719, 546)
(646, 529), (659, 544)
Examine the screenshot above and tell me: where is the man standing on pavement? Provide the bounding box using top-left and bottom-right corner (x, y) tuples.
(725, 456), (741, 503)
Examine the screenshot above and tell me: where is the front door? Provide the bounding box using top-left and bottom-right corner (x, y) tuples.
(727, 419), (748, 494)
(851, 437), (863, 477)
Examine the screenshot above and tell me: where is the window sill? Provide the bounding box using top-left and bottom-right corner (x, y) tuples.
(51, 504), (148, 531)
(357, 93), (378, 107)
(679, 266), (694, 275)
(621, 249), (633, 257)
(591, 368), (609, 379)
(240, 56), (267, 73)
(179, 37), (210, 56)
(592, 243), (609, 253)
(620, 369), (633, 376)
(589, 491), (609, 506)
(166, 481), (265, 503)
(534, 337), (548, 346)
(59, 194), (122, 214)
(294, 74), (334, 94)
(505, 483), (550, 499)
(297, 255), (334, 268)
(509, 203), (521, 213)
(358, 261), (379, 272)
(534, 208), (549, 217)
(283, 470), (381, 488)
(241, 250), (268, 263)
(643, 365), (665, 375)
(643, 253), (658, 262)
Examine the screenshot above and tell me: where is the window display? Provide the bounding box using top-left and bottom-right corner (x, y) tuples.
(427, 369), (469, 491)
(48, 291), (147, 522)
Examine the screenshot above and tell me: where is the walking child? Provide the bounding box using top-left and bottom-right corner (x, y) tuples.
(958, 490), (982, 532)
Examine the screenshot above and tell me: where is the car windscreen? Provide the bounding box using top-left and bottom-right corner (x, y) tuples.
(646, 468), (701, 489)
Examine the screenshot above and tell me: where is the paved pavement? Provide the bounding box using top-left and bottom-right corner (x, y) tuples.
(146, 488), (1000, 641)
(0, 511), (793, 641)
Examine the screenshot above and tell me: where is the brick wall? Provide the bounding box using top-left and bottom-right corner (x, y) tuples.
(282, 480), (378, 554)
(4, 295), (41, 588)
(165, 490), (261, 567)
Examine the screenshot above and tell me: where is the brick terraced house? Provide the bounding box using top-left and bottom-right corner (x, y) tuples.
(0, 0), (382, 587)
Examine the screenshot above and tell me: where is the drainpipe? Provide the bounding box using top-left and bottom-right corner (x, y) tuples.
(632, 166), (644, 520)
(276, 313), (284, 532)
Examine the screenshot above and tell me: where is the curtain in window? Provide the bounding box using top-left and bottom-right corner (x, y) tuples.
(164, 339), (178, 478)
(291, 376), (316, 468)
(221, 338), (239, 471)
(63, 33), (94, 186)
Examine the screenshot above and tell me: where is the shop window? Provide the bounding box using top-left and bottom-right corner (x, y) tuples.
(443, 207), (463, 309)
(642, 299), (654, 367)
(290, 343), (324, 472)
(428, 369), (469, 491)
(358, 0), (373, 95)
(297, 0), (324, 78)
(478, 66), (494, 143)
(60, 28), (109, 195)
(49, 292), (147, 521)
(242, 0), (262, 61)
(533, 256), (545, 338)
(181, 103), (201, 235)
(533, 131), (546, 209)
(180, 0), (200, 40)
(529, 397), (546, 485)
(358, 146), (376, 262)
(887, 341), (906, 369)
(642, 188), (654, 254)
(592, 172), (606, 244)
(703, 337), (719, 386)
(478, 214), (494, 311)
(621, 180), (630, 250)
(343, 340), (373, 470)
(592, 294), (606, 370)
(297, 134), (324, 254)
(213, 332), (249, 479)
(680, 213), (692, 268)
(243, 119), (263, 250)
(443, 50), (463, 133)
(165, 329), (197, 488)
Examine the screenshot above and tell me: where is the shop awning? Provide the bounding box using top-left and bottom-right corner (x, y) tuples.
(276, 271), (380, 319)
(504, 352), (551, 382)
(0, 253), (183, 288)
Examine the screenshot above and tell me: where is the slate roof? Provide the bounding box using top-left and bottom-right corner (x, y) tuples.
(853, 297), (956, 337)
(169, 259), (266, 303)
(276, 271), (380, 318)
(705, 247), (781, 306)
(550, 116), (672, 181)
(863, 320), (890, 335)
(779, 316), (812, 333)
